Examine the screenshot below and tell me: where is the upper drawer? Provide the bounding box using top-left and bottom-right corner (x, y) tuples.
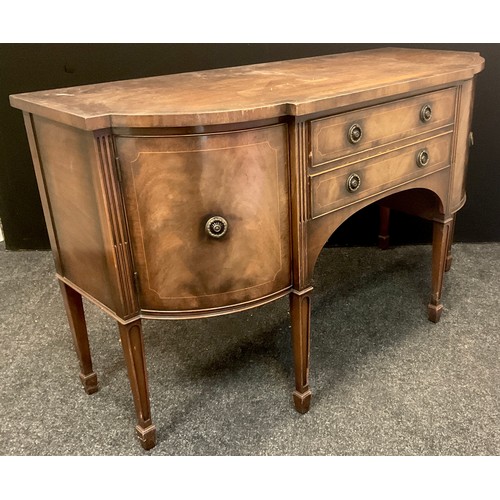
(310, 88), (457, 166)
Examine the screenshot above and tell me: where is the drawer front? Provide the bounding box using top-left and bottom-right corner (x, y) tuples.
(116, 125), (291, 312)
(310, 132), (453, 218)
(310, 88), (456, 166)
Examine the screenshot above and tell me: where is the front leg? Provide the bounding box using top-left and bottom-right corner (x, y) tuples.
(290, 287), (313, 413)
(118, 319), (156, 450)
(428, 218), (453, 323)
(59, 281), (98, 394)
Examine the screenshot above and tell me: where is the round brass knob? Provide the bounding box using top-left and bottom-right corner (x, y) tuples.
(416, 148), (430, 168)
(420, 104), (432, 123)
(346, 173), (361, 193)
(348, 123), (363, 144)
(205, 216), (228, 238)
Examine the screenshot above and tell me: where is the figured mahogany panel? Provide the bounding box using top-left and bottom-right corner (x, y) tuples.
(116, 125), (291, 311)
(311, 87), (456, 166)
(310, 131), (453, 219)
(31, 116), (118, 312)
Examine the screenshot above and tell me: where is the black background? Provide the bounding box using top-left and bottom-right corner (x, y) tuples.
(0, 43), (497, 250)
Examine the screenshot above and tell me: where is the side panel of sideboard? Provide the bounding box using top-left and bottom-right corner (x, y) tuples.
(24, 114), (136, 320)
(449, 79), (476, 213)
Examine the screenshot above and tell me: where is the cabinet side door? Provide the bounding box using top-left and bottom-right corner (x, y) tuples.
(116, 124), (292, 312)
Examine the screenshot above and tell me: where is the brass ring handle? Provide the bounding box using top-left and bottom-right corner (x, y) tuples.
(348, 123), (363, 144)
(205, 216), (228, 238)
(346, 173), (361, 193)
(416, 148), (430, 168)
(420, 104), (432, 123)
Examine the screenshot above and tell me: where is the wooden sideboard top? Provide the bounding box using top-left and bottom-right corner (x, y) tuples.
(10, 47), (484, 130)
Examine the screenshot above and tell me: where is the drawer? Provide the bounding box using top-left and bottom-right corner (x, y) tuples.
(310, 132), (453, 218)
(310, 88), (456, 166)
(115, 125), (291, 312)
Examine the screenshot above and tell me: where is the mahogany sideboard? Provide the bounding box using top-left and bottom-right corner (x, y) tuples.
(10, 48), (484, 450)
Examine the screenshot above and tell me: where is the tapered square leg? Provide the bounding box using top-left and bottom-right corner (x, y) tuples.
(290, 287), (313, 414)
(378, 205), (391, 250)
(59, 281), (98, 394)
(428, 219), (453, 323)
(118, 319), (156, 450)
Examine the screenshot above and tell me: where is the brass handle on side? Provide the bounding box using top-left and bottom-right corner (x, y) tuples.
(420, 104), (432, 123)
(205, 216), (228, 238)
(346, 173), (361, 193)
(416, 148), (430, 168)
(347, 123), (363, 144)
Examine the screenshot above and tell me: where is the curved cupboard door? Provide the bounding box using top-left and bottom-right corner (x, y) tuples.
(116, 124), (291, 312)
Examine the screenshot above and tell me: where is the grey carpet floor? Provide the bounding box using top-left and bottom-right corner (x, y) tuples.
(0, 243), (498, 456)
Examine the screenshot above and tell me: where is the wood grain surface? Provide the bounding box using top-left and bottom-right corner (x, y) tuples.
(116, 124), (291, 311)
(30, 115), (118, 311)
(10, 48), (484, 129)
(310, 87), (456, 166)
(310, 131), (453, 218)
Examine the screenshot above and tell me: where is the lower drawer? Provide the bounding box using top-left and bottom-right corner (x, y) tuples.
(309, 132), (453, 218)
